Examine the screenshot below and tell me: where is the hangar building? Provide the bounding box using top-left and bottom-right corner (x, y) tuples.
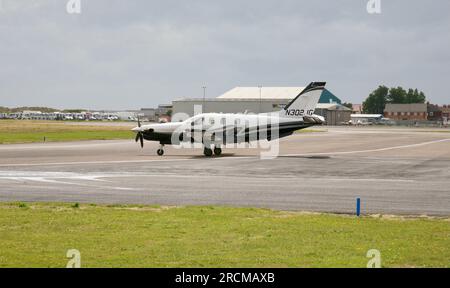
(172, 87), (350, 125)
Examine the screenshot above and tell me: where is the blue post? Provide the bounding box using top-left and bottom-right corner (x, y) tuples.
(356, 198), (361, 217)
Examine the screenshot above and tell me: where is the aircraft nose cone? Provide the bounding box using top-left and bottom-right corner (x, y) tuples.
(132, 127), (141, 133)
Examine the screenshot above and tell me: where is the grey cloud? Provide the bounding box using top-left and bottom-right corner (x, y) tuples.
(0, 0), (449, 109)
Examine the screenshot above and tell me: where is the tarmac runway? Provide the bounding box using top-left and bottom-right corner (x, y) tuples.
(1, 127), (449, 215)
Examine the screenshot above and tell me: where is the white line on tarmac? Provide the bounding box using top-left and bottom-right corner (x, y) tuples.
(0, 158), (195, 167)
(0, 156), (255, 167)
(106, 174), (415, 183)
(0, 173), (417, 184)
(0, 176), (138, 191)
(1, 138), (449, 167)
(282, 138), (450, 157)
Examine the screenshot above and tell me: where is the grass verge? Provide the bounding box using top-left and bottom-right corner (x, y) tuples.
(0, 120), (133, 144)
(0, 203), (448, 268)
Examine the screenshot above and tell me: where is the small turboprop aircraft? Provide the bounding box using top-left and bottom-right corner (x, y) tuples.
(132, 82), (326, 156)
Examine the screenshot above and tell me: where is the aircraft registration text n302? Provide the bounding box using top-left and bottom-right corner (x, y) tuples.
(285, 109), (314, 116)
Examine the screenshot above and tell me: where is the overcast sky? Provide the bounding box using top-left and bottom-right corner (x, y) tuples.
(0, 0), (449, 110)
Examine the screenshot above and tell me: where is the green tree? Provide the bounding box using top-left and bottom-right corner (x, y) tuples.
(342, 102), (353, 109)
(363, 86), (428, 114)
(405, 89), (426, 104)
(419, 91), (426, 103)
(405, 89), (415, 104)
(63, 109), (86, 113)
(362, 86), (389, 114)
(388, 87), (407, 103)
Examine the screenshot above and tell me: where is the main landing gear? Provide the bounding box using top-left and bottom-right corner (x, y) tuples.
(203, 146), (222, 157)
(156, 144), (221, 157)
(214, 147), (222, 156)
(203, 147), (213, 157)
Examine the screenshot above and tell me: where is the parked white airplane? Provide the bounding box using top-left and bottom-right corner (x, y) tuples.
(132, 82), (326, 156)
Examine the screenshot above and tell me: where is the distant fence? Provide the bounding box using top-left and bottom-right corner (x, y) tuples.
(393, 120), (448, 128)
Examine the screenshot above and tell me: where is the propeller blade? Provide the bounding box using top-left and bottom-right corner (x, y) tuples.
(139, 134), (144, 148)
(137, 117), (141, 128)
(135, 133), (140, 143)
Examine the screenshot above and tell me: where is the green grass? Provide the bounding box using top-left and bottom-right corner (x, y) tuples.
(0, 120), (133, 144)
(0, 131), (133, 144)
(0, 203), (448, 268)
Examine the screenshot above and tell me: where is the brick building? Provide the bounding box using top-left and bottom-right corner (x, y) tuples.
(352, 104), (363, 114)
(442, 105), (450, 124)
(427, 104), (443, 121)
(384, 103), (428, 121)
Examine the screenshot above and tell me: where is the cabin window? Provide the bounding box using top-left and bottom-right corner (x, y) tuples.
(192, 117), (203, 126)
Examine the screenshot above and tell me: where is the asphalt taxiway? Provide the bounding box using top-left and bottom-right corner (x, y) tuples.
(1, 127), (449, 215)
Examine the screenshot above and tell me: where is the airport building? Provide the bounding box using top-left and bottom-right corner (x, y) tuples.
(172, 86), (350, 125)
(315, 103), (352, 125)
(139, 104), (173, 122)
(427, 104), (443, 121)
(442, 105), (450, 124)
(352, 104), (363, 114)
(139, 108), (157, 121)
(384, 103), (428, 121)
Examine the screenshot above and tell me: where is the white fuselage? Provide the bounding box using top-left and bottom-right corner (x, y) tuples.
(133, 112), (324, 146)
(131, 82), (327, 156)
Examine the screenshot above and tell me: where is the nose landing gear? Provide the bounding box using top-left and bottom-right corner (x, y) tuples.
(157, 144), (165, 156)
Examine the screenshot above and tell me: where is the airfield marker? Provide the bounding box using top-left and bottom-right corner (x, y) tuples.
(356, 198), (361, 217)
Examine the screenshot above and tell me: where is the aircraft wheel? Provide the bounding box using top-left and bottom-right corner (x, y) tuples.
(203, 147), (213, 157)
(157, 149), (164, 156)
(214, 147), (222, 156)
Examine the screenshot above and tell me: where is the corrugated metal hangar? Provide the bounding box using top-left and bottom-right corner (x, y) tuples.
(172, 87), (350, 125)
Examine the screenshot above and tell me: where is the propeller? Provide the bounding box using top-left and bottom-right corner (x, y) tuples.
(135, 117), (144, 148)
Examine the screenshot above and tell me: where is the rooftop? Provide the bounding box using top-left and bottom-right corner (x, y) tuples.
(351, 114), (383, 118)
(384, 103), (427, 112)
(316, 103), (351, 111)
(217, 87), (305, 100)
(173, 98), (288, 102)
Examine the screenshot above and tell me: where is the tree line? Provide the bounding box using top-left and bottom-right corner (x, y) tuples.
(362, 86), (426, 114)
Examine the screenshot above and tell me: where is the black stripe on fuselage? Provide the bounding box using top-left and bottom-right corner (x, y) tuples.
(143, 121), (315, 145)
